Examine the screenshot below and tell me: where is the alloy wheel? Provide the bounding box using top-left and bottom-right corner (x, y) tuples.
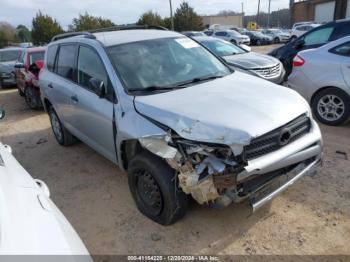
(50, 112), (63, 142)
(317, 94), (345, 122)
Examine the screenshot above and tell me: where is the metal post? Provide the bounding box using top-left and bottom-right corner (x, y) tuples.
(267, 0), (271, 28)
(257, 0), (261, 27)
(169, 0), (174, 31)
(242, 2), (244, 27)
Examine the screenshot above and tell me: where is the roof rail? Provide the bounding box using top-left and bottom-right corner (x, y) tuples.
(51, 32), (96, 42)
(89, 25), (169, 33)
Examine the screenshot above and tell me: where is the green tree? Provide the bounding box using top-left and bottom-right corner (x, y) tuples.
(16, 25), (31, 42)
(31, 11), (64, 45)
(137, 11), (164, 27)
(69, 12), (115, 31)
(0, 22), (16, 46)
(174, 1), (203, 31)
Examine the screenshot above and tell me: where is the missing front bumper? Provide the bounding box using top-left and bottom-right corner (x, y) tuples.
(249, 158), (321, 212)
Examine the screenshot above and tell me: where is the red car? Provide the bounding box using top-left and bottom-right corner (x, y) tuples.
(15, 47), (46, 109)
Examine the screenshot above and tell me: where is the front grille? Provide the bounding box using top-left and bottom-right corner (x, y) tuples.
(252, 63), (281, 79)
(244, 114), (311, 161)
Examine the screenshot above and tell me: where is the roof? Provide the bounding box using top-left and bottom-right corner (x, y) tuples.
(93, 29), (182, 47)
(193, 36), (220, 42)
(25, 47), (46, 53)
(0, 47), (24, 52)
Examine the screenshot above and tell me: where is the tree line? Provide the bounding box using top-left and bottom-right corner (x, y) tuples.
(0, 1), (204, 48)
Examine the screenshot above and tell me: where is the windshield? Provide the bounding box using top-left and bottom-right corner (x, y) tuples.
(229, 30), (241, 36)
(200, 39), (246, 57)
(29, 52), (45, 65)
(108, 37), (230, 92)
(0, 50), (21, 62)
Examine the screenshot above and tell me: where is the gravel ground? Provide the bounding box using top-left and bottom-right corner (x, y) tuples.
(0, 44), (349, 256)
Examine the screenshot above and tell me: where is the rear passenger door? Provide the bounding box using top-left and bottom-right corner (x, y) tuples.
(70, 45), (116, 163)
(49, 44), (78, 128)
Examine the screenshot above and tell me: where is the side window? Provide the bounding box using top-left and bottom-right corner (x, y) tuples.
(331, 22), (350, 40)
(47, 45), (58, 72)
(303, 26), (334, 46)
(56, 45), (76, 80)
(215, 31), (226, 36)
(330, 42), (350, 57)
(77, 46), (108, 91)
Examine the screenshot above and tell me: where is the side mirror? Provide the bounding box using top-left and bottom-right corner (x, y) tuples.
(14, 62), (25, 69)
(0, 108), (5, 119)
(294, 39), (305, 49)
(89, 78), (105, 98)
(239, 44), (251, 52)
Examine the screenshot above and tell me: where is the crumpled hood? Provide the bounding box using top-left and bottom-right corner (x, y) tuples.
(223, 52), (280, 69)
(0, 61), (16, 74)
(134, 72), (309, 146)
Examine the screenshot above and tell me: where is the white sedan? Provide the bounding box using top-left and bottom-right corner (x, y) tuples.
(0, 109), (91, 257)
(287, 36), (350, 126)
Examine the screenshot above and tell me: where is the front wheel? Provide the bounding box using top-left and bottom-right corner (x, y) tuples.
(312, 88), (350, 126)
(128, 151), (188, 225)
(274, 37), (280, 44)
(230, 39), (237, 44)
(256, 39), (261, 46)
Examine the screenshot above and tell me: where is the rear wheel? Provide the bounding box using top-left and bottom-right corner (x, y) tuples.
(312, 87), (350, 126)
(274, 37), (280, 44)
(48, 107), (76, 146)
(24, 86), (41, 110)
(256, 39), (261, 46)
(128, 151), (188, 225)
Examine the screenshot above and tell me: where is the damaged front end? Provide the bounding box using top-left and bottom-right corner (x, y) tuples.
(139, 134), (247, 207)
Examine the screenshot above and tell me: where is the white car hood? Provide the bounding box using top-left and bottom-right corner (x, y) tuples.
(0, 143), (90, 256)
(134, 72), (309, 146)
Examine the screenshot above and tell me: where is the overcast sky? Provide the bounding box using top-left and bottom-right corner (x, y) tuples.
(0, 0), (289, 29)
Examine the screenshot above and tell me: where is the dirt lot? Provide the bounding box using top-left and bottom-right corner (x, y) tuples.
(0, 45), (350, 256)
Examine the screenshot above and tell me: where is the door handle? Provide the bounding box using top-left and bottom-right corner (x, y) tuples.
(48, 83), (53, 89)
(71, 95), (79, 103)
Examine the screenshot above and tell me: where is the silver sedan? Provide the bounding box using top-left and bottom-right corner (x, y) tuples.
(194, 36), (286, 84)
(287, 36), (350, 126)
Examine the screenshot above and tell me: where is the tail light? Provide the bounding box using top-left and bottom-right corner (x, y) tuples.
(293, 55), (305, 67)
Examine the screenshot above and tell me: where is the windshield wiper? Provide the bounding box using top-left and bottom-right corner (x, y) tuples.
(128, 85), (184, 93)
(177, 75), (225, 86)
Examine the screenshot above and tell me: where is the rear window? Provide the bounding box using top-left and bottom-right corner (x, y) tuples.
(56, 45), (76, 80)
(330, 41), (350, 56)
(46, 45), (58, 72)
(0, 50), (21, 62)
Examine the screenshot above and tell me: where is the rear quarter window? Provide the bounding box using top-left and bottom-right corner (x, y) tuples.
(329, 41), (350, 56)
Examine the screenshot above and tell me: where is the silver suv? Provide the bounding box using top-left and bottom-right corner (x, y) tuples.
(40, 26), (323, 225)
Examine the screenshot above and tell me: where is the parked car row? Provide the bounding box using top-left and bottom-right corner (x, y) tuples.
(0, 46), (45, 109)
(1, 19), (349, 229)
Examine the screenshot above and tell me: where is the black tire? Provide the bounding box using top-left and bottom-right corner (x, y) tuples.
(256, 40), (261, 46)
(128, 151), (189, 225)
(312, 87), (350, 126)
(24, 86), (42, 110)
(274, 37), (280, 44)
(48, 106), (76, 146)
(230, 39), (237, 44)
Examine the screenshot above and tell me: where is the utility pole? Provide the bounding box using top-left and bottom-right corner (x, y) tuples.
(267, 0), (271, 28)
(241, 2), (244, 27)
(169, 0), (174, 30)
(256, 0), (261, 27)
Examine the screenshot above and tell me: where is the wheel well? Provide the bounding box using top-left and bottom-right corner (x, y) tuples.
(43, 98), (52, 113)
(120, 139), (143, 170)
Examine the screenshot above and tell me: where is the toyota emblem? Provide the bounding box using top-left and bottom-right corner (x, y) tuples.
(278, 128), (292, 146)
